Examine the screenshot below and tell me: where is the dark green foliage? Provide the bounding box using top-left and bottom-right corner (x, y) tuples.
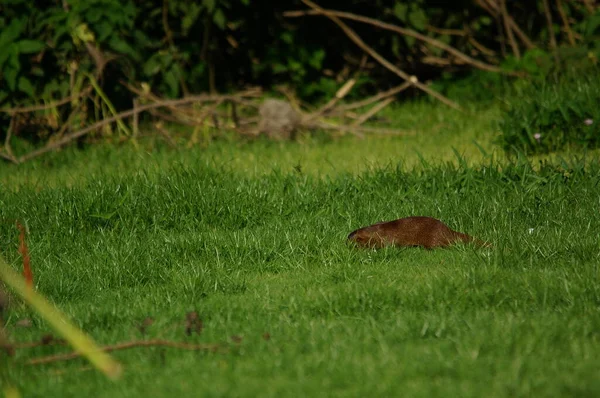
(498, 70), (600, 154)
(1, 0), (598, 109)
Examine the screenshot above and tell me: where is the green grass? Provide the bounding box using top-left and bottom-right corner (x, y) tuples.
(2, 154), (600, 397)
(1, 102), (600, 397)
(1, 102), (500, 188)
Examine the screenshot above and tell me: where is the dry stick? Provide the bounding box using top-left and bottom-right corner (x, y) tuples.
(122, 82), (200, 123)
(0, 87), (92, 115)
(542, 0), (558, 49)
(477, 0), (536, 50)
(297, 0), (462, 111)
(230, 101), (239, 128)
(315, 122), (414, 136)
(581, 0), (595, 14)
(148, 108), (203, 126)
(2, 117), (17, 163)
(284, 8), (508, 75)
(425, 25), (465, 36)
(351, 97), (395, 127)
(468, 36), (497, 57)
(50, 103), (83, 141)
(500, 0), (521, 58)
(17, 91), (260, 163)
(153, 123), (178, 148)
(307, 78), (356, 121)
(556, 0), (576, 45)
(27, 339), (221, 366)
(132, 98), (139, 137)
(336, 82), (410, 112)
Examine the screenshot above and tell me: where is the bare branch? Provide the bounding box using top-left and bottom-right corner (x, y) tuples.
(296, 0), (462, 111)
(27, 339), (221, 365)
(477, 0), (536, 50)
(17, 90), (261, 163)
(542, 0), (558, 49)
(0, 87), (92, 115)
(500, 0), (521, 58)
(336, 82), (411, 112)
(351, 97), (395, 127)
(556, 0), (576, 45)
(284, 7), (511, 75)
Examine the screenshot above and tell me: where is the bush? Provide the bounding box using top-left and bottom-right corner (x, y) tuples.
(498, 70), (600, 154)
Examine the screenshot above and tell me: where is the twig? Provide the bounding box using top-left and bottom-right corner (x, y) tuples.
(132, 98), (139, 137)
(230, 101), (239, 128)
(0, 87), (92, 115)
(542, 0), (558, 49)
(468, 36), (497, 57)
(284, 8), (509, 75)
(556, 0), (576, 45)
(16, 90), (260, 163)
(425, 25), (466, 36)
(314, 122), (415, 136)
(336, 82), (410, 112)
(500, 0), (521, 58)
(148, 109), (202, 126)
(297, 0), (462, 111)
(2, 116), (18, 163)
(477, 0), (536, 50)
(307, 78), (356, 121)
(27, 339), (222, 365)
(153, 122), (178, 148)
(351, 97), (395, 126)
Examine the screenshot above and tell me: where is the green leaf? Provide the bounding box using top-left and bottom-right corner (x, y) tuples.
(308, 49), (325, 70)
(408, 8), (428, 31)
(182, 4), (202, 35)
(17, 39), (45, 54)
(95, 21), (115, 42)
(0, 90), (8, 105)
(213, 9), (226, 30)
(480, 16), (492, 26)
(0, 43), (16, 70)
(5, 52), (20, 91)
(109, 36), (137, 58)
(393, 3), (408, 22)
(204, 0), (215, 12)
(164, 68), (179, 97)
(18, 76), (35, 97)
(143, 53), (164, 76)
(0, 17), (26, 48)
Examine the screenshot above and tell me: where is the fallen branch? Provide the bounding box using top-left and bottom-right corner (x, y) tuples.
(351, 97), (395, 127)
(297, 0), (462, 111)
(305, 78), (356, 122)
(27, 339), (222, 365)
(16, 89), (261, 163)
(284, 7), (512, 75)
(2, 117), (17, 164)
(335, 82), (411, 112)
(0, 87), (93, 115)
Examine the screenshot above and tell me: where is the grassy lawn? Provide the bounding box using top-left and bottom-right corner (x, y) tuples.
(1, 102), (600, 397)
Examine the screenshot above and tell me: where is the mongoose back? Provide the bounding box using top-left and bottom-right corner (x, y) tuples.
(348, 216), (490, 249)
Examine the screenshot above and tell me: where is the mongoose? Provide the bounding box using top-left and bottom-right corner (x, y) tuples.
(348, 216), (490, 249)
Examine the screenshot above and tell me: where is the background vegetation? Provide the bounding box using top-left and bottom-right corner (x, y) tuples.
(1, 0), (600, 156)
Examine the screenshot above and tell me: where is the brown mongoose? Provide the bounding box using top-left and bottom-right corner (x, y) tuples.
(348, 216), (491, 249)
